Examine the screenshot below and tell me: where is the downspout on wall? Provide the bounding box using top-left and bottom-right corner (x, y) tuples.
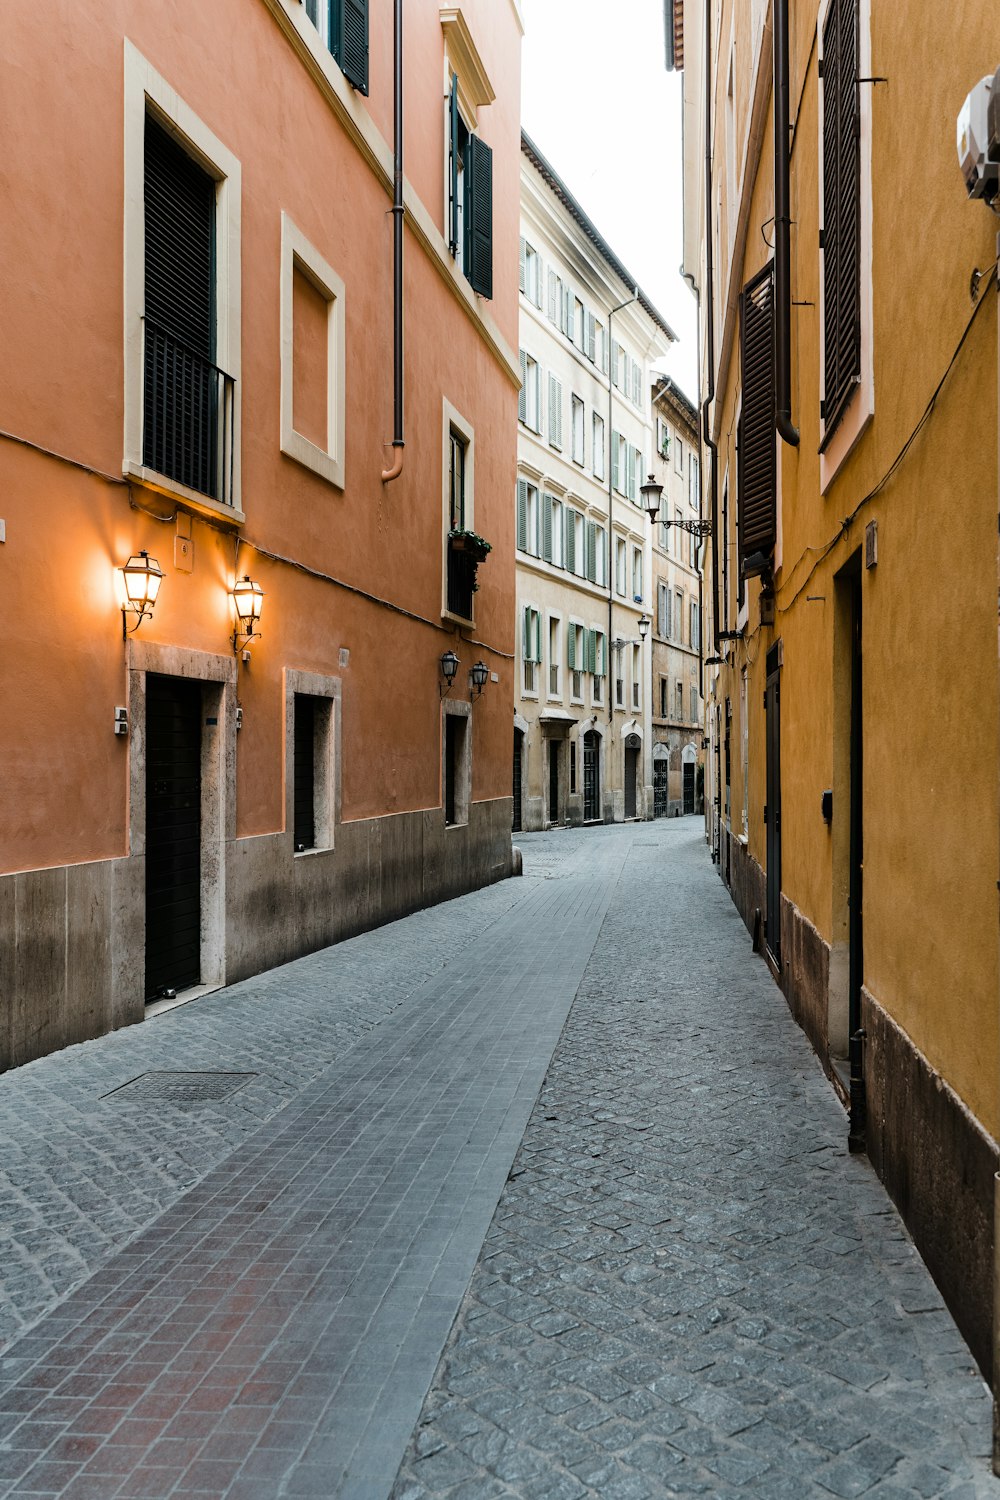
(381, 0), (405, 483)
(702, 0), (722, 861)
(607, 291), (639, 742)
(774, 0), (799, 448)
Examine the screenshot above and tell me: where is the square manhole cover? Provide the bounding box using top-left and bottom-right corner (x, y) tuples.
(101, 1071), (256, 1104)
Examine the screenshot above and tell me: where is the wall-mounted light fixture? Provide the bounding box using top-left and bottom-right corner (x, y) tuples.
(121, 550), (163, 638)
(637, 615), (651, 642)
(640, 474), (664, 523)
(439, 649), (460, 696)
(470, 660), (489, 697)
(232, 575), (264, 655)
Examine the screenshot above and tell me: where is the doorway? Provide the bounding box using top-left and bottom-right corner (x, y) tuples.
(683, 762), (695, 814)
(624, 736), (639, 819)
(145, 674), (202, 1000)
(847, 570), (865, 1149)
(583, 730), (600, 822)
(653, 757), (668, 818)
(512, 729), (523, 832)
(764, 643), (782, 965)
(548, 740), (560, 824)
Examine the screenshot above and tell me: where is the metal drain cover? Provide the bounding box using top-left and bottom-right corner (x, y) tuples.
(101, 1071), (256, 1104)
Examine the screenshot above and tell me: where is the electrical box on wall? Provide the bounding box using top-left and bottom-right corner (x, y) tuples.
(865, 520), (878, 569)
(957, 73), (999, 200)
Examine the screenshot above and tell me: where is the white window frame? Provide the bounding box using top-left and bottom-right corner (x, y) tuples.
(573, 511), (586, 579)
(571, 395), (585, 466)
(631, 546), (643, 604)
(550, 496), (564, 568)
(615, 538), (627, 597)
(285, 668), (342, 856)
(547, 612), (562, 700)
(674, 436), (684, 475)
(280, 214), (346, 489)
(123, 40), (243, 520)
(442, 399), (476, 618)
(592, 413), (606, 480)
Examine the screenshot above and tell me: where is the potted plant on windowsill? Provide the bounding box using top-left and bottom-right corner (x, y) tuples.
(448, 528), (492, 564)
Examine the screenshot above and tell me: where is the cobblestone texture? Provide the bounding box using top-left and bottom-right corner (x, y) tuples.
(0, 876), (529, 1350)
(391, 824), (997, 1500)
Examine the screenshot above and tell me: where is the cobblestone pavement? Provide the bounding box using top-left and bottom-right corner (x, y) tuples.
(0, 822), (994, 1499)
(392, 825), (996, 1500)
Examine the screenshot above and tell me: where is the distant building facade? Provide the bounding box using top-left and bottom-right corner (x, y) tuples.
(649, 376), (704, 817)
(514, 132), (675, 831)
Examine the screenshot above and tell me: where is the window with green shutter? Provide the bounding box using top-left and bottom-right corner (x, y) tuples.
(516, 479), (528, 552)
(330, 0), (369, 95)
(464, 133), (493, 299)
(585, 522), (597, 583)
(564, 507), (577, 574)
(542, 494), (554, 562)
(820, 0), (861, 437)
(611, 430), (621, 493)
(567, 622), (576, 671)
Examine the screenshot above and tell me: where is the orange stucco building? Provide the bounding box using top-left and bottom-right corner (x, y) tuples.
(0, 0), (523, 1067)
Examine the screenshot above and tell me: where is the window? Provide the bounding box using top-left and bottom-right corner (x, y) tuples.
(631, 360), (642, 407)
(443, 704), (471, 827)
(659, 516), (670, 554)
(593, 631), (606, 704)
(592, 413), (605, 480)
(561, 285), (575, 341)
(542, 494), (564, 568)
(657, 581), (671, 639)
(631, 547), (643, 603)
(690, 684), (699, 722)
(632, 644), (641, 709)
(690, 601), (700, 652)
(519, 237), (541, 306)
(568, 622), (586, 701)
(738, 264), (777, 570)
(522, 606), (541, 693)
(611, 431), (627, 495)
(306, 0), (369, 93)
(548, 616), (561, 697)
(548, 374), (564, 450)
(595, 526), (608, 587)
(286, 670), (339, 856)
(740, 666), (749, 836)
(615, 667), (625, 708)
(280, 216), (346, 489)
(569, 740), (578, 794)
(675, 588), (685, 643)
(449, 427), (467, 530)
(659, 677), (669, 718)
(615, 539), (627, 597)
(689, 454), (700, 510)
(630, 446), (643, 504)
(572, 511), (586, 578)
(518, 352), (541, 431)
(572, 396), (585, 465)
(586, 311), (597, 364)
(516, 478), (540, 556)
(657, 416), (671, 461)
(444, 402), (476, 618)
(574, 298), (586, 351)
(676, 681), (684, 719)
(820, 0), (861, 438)
(674, 436), (684, 475)
(447, 68), (493, 298)
(124, 46), (242, 517)
(610, 341), (621, 388)
(595, 320), (607, 373)
(547, 269), (559, 323)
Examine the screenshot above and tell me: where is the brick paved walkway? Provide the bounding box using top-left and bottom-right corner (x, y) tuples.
(0, 823), (995, 1498)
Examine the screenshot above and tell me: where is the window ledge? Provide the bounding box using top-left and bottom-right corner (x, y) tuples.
(124, 463), (245, 528)
(293, 844), (335, 860)
(442, 607), (475, 628)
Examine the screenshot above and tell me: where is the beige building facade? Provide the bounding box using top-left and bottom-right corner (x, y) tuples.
(649, 376), (705, 818)
(514, 135), (675, 831)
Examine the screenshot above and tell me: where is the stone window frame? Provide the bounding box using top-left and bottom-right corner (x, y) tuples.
(284, 668), (342, 857)
(279, 213), (347, 490)
(441, 697), (472, 829)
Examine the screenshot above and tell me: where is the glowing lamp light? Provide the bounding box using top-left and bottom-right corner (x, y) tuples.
(232, 575), (264, 652)
(121, 550), (164, 638)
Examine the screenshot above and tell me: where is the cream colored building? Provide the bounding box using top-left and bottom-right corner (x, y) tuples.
(514, 133), (675, 830)
(649, 376), (704, 817)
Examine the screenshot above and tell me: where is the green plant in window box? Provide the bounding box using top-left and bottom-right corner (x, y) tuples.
(659, 433), (670, 461)
(448, 528), (493, 564)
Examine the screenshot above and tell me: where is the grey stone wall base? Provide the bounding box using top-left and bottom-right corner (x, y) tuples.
(863, 989), (998, 1380)
(723, 831), (765, 939)
(779, 894), (830, 1065)
(1, 799), (515, 1072)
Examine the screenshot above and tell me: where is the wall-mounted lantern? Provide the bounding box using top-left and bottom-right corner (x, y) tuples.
(640, 474), (663, 523)
(638, 615), (651, 642)
(232, 575), (264, 654)
(121, 550), (163, 638)
(470, 660), (489, 697)
(439, 649), (460, 696)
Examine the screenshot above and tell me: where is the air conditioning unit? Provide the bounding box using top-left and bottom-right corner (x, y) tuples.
(957, 72), (999, 200)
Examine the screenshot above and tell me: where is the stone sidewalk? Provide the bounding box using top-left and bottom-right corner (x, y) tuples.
(0, 822), (995, 1499)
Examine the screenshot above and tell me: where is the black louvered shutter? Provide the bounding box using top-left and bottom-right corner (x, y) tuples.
(293, 695), (316, 851)
(331, 0), (369, 95)
(448, 74), (460, 257)
(821, 0), (860, 436)
(464, 134), (493, 300)
(738, 264), (776, 567)
(144, 116), (217, 494)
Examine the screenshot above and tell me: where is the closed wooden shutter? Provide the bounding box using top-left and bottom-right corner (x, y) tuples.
(293, 694), (316, 851)
(821, 0), (861, 436)
(610, 340), (620, 387)
(519, 236), (526, 292)
(518, 351), (527, 423)
(587, 312), (596, 363)
(548, 375), (562, 448)
(516, 479), (528, 551)
(586, 522), (597, 582)
(548, 269), (558, 322)
(611, 431), (621, 493)
(738, 263), (777, 565)
(331, 0), (369, 94)
(565, 509), (576, 573)
(542, 494), (554, 561)
(448, 74), (460, 256)
(465, 134), (493, 299)
(658, 582), (668, 638)
(565, 289), (575, 342)
(567, 623), (576, 671)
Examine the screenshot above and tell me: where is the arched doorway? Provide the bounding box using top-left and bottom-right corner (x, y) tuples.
(512, 729), (524, 832)
(583, 730), (600, 823)
(624, 731), (641, 820)
(653, 745), (669, 818)
(682, 744), (697, 815)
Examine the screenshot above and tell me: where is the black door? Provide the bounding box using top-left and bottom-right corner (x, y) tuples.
(653, 759), (668, 818)
(512, 730), (523, 832)
(683, 763), (695, 814)
(765, 644), (782, 964)
(848, 573), (866, 1151)
(548, 740), (560, 824)
(624, 743), (639, 819)
(583, 731), (600, 822)
(145, 675), (202, 999)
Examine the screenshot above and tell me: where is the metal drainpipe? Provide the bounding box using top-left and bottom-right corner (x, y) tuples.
(774, 0), (800, 448)
(607, 292), (639, 774)
(702, 0), (722, 854)
(381, 0), (405, 483)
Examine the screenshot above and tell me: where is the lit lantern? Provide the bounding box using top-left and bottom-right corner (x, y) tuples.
(120, 550), (164, 638)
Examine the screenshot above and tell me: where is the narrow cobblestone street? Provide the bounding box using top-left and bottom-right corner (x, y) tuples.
(0, 824), (994, 1499)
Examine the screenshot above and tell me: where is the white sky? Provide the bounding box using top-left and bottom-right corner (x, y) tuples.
(520, 0), (698, 402)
